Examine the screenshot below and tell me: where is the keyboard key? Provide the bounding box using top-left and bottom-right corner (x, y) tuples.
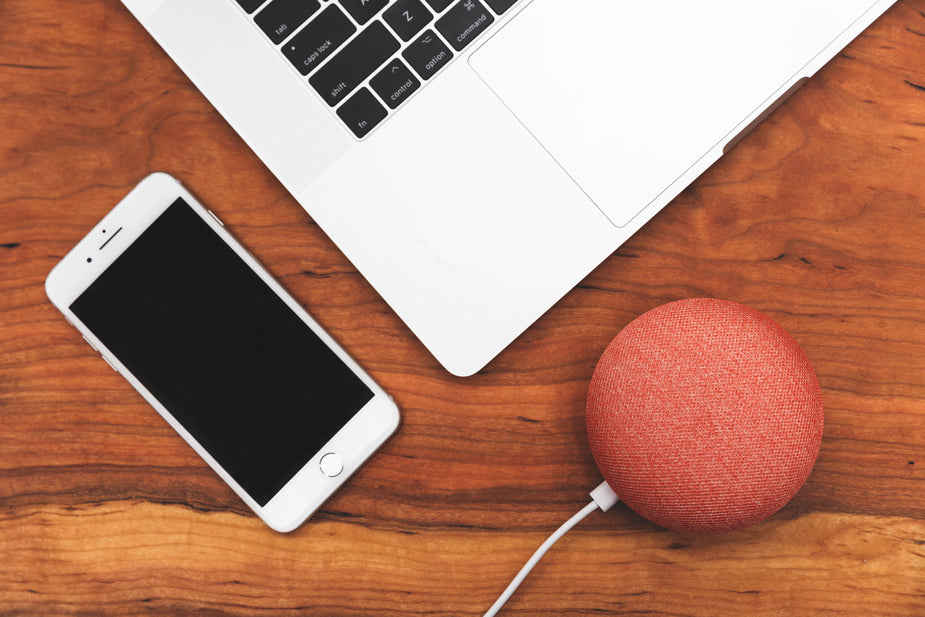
(435, 0), (494, 51)
(282, 5), (356, 75)
(338, 0), (388, 25)
(236, 0), (267, 14)
(383, 0), (433, 42)
(337, 88), (387, 137)
(255, 0), (321, 44)
(309, 21), (400, 106)
(402, 29), (453, 80)
(484, 0), (517, 14)
(424, 0), (454, 11)
(370, 59), (421, 108)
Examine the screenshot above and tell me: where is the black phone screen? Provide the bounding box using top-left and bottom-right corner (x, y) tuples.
(70, 198), (374, 506)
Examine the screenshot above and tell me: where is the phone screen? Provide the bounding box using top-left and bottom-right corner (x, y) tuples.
(70, 198), (374, 506)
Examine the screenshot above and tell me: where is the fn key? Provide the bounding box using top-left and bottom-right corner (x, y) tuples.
(337, 88), (387, 138)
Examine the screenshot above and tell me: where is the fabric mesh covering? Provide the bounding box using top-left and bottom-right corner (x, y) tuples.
(586, 298), (823, 534)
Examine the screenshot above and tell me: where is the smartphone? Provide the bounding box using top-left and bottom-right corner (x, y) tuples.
(45, 173), (400, 532)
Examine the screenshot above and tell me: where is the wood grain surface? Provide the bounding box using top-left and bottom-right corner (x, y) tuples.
(2, 1), (924, 615)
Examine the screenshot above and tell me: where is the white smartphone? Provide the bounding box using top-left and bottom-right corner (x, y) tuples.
(45, 173), (400, 532)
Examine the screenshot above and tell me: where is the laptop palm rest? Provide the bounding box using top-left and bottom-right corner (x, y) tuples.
(469, 0), (875, 228)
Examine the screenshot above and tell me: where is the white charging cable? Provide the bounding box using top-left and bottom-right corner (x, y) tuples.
(482, 481), (620, 617)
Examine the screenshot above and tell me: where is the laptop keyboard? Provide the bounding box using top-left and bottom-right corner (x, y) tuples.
(235, 0), (520, 138)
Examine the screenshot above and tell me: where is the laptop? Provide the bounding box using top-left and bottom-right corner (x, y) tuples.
(118, 0), (895, 376)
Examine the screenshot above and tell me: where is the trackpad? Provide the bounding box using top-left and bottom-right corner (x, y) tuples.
(469, 0), (853, 227)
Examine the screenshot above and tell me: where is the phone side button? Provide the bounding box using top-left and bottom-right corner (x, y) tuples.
(319, 452), (344, 478)
(100, 355), (118, 372)
(82, 335), (98, 352)
(207, 209), (225, 227)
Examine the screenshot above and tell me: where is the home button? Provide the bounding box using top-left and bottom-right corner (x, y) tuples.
(319, 452), (344, 478)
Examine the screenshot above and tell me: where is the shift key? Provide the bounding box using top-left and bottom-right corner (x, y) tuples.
(309, 22), (400, 107)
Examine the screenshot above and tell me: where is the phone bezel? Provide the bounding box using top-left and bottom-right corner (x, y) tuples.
(45, 172), (400, 532)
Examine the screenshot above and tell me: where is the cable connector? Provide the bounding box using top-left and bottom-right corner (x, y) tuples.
(590, 480), (620, 512)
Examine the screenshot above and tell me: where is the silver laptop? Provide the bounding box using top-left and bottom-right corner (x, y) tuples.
(119, 0), (895, 375)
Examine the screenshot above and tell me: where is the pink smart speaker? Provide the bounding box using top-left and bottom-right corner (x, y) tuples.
(586, 298), (824, 534)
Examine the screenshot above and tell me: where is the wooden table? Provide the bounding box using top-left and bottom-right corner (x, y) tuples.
(2, 1), (924, 615)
